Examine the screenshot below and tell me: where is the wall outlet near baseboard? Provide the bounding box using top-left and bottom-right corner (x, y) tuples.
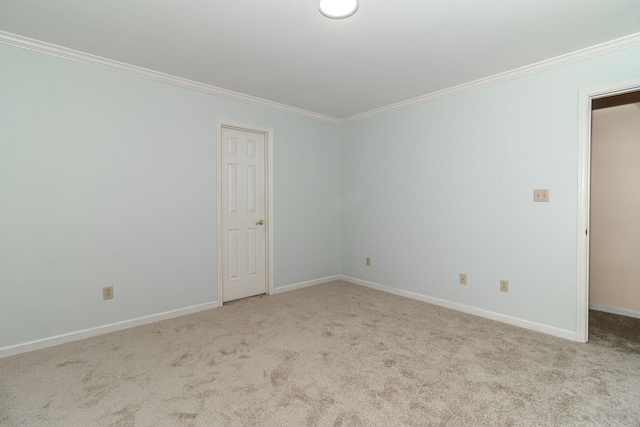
(366, 257), (371, 267)
(103, 286), (114, 300)
(459, 273), (467, 285)
(500, 280), (509, 292)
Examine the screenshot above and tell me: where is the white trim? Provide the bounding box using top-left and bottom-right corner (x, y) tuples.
(272, 275), (341, 294)
(340, 32), (640, 124)
(340, 276), (576, 341)
(216, 119), (274, 302)
(577, 78), (640, 343)
(0, 301), (220, 359)
(590, 303), (640, 320)
(2, 30), (640, 125)
(0, 30), (338, 125)
(576, 89), (592, 344)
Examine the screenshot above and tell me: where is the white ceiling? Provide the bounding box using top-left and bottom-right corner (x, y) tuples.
(1, 0), (640, 119)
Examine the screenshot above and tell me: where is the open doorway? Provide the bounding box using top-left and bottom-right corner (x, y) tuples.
(588, 91), (640, 345)
(577, 80), (640, 343)
(590, 91), (640, 315)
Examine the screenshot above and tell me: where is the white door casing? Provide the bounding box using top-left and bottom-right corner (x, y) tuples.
(217, 121), (273, 302)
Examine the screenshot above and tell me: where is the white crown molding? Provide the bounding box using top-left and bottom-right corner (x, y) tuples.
(340, 32), (640, 124)
(1, 30), (639, 126)
(0, 30), (340, 125)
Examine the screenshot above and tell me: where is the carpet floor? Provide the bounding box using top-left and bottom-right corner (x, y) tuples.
(1, 280), (639, 426)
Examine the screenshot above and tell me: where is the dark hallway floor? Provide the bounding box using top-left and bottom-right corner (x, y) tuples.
(589, 309), (640, 353)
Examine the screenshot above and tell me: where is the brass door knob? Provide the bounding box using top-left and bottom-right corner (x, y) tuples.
(256, 219), (264, 225)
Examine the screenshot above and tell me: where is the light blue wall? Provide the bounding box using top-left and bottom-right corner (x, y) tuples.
(0, 44), (341, 348)
(3, 38), (640, 350)
(341, 45), (640, 332)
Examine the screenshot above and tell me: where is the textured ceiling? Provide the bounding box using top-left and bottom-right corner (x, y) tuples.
(1, 0), (640, 119)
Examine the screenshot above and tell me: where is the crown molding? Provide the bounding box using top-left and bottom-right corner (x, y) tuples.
(2, 30), (640, 126)
(0, 30), (340, 125)
(339, 32), (640, 124)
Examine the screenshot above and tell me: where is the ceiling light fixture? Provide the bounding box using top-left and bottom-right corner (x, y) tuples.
(319, 0), (359, 19)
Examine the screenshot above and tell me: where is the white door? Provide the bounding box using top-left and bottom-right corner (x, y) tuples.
(220, 127), (267, 302)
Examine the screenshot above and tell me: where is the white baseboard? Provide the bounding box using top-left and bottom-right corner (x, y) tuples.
(0, 300), (222, 359)
(272, 275), (341, 294)
(590, 303), (640, 319)
(340, 275), (577, 341)
(3, 274), (583, 359)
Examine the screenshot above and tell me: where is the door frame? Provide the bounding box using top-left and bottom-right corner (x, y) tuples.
(216, 118), (274, 303)
(576, 77), (640, 343)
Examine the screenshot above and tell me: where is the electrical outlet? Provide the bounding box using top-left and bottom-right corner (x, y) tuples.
(103, 286), (113, 300)
(366, 257), (371, 267)
(500, 280), (509, 293)
(459, 273), (467, 285)
(533, 189), (549, 202)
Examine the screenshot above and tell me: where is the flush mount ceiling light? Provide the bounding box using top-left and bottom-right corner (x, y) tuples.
(319, 0), (359, 19)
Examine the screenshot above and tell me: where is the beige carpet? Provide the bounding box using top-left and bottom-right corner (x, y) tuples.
(1, 281), (639, 426)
